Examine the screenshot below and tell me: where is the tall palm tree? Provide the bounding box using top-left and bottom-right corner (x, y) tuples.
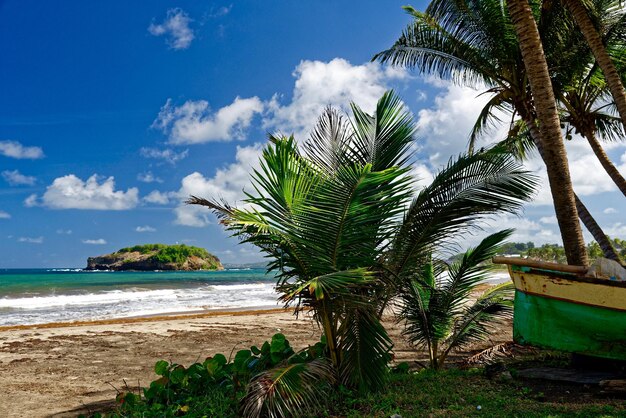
(374, 0), (588, 265)
(560, 0), (626, 131)
(188, 92), (537, 407)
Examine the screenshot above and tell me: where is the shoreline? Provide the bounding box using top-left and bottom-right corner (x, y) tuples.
(0, 306), (288, 332)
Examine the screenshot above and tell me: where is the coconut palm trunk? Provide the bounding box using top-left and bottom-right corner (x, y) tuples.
(583, 130), (626, 196)
(507, 0), (588, 266)
(560, 0), (626, 130)
(523, 116), (621, 261)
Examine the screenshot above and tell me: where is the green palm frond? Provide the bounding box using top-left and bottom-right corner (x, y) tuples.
(443, 282), (513, 355)
(338, 307), (393, 393)
(468, 91), (512, 154)
(389, 147), (537, 277)
(349, 90), (417, 171)
(242, 358), (335, 418)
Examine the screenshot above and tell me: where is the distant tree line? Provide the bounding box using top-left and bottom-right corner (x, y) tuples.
(499, 238), (625, 264)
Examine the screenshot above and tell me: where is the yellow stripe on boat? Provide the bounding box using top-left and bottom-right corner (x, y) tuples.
(509, 266), (626, 312)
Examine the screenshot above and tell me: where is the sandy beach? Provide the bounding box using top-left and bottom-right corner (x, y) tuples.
(0, 306), (512, 418)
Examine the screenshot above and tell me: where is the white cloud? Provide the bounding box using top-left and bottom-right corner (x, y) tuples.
(19, 236), (43, 244)
(136, 225), (156, 232)
(83, 238), (107, 245)
(140, 147), (188, 165)
(606, 222), (626, 239)
(0, 140), (44, 159)
(38, 174), (139, 210)
(153, 97), (264, 144)
(24, 193), (39, 207)
(148, 8), (194, 50)
(0, 210), (10, 219)
(2, 169), (36, 186)
(208, 5), (232, 18)
(173, 143), (264, 227)
(412, 78), (626, 206)
(263, 58), (409, 139)
(604, 207), (618, 214)
(539, 216), (558, 225)
(137, 171), (163, 183)
(56, 229), (72, 235)
(144, 190), (171, 205)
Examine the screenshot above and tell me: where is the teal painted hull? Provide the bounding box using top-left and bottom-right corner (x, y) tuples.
(514, 291), (626, 361)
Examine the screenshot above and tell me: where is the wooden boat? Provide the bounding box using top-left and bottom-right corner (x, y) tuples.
(492, 257), (626, 361)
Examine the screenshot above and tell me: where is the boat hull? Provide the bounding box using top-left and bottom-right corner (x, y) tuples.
(509, 266), (626, 360)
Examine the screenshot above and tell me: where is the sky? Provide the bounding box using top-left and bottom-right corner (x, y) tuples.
(1, 1), (625, 268)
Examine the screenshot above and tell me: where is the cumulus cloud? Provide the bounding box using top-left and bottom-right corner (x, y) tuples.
(140, 147), (188, 165)
(0, 210), (10, 219)
(19, 236), (43, 244)
(2, 169), (36, 186)
(148, 8), (194, 50)
(604, 207), (618, 214)
(153, 97), (264, 144)
(143, 190), (171, 205)
(137, 171), (163, 183)
(136, 225), (156, 232)
(173, 143), (263, 227)
(264, 58), (409, 139)
(82, 238), (107, 245)
(412, 77), (626, 208)
(38, 175), (139, 210)
(0, 140), (44, 159)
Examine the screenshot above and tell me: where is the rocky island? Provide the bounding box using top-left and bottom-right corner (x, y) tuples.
(86, 244), (223, 271)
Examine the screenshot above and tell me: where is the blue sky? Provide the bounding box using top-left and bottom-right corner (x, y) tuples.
(1, 1), (624, 268)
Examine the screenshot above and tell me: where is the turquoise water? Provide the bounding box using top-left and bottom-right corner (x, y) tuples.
(0, 268), (279, 326)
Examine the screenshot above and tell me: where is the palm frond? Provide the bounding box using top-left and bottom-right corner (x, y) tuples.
(443, 282), (514, 355)
(242, 358), (335, 418)
(388, 147), (537, 277)
(338, 307), (393, 393)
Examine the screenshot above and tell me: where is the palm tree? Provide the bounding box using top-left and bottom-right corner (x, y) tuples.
(188, 91), (537, 414)
(560, 0), (626, 131)
(398, 230), (514, 369)
(373, 0), (626, 265)
(558, 58), (626, 197)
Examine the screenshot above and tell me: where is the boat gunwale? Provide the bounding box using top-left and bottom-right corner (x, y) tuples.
(508, 266), (626, 289)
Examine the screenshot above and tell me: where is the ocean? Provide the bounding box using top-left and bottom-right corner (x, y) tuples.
(0, 268), (512, 327)
(0, 268), (280, 326)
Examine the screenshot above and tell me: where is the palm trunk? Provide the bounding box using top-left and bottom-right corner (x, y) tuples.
(523, 117), (621, 261)
(507, 0), (588, 266)
(574, 195), (621, 261)
(584, 131), (626, 197)
(560, 0), (626, 131)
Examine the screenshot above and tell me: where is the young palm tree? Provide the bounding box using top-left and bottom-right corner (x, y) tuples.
(398, 230), (515, 369)
(188, 91), (537, 416)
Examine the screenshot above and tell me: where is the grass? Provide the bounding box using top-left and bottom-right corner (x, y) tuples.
(93, 366), (626, 417)
(323, 368), (626, 418)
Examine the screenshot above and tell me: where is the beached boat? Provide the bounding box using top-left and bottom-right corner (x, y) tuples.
(493, 257), (626, 361)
